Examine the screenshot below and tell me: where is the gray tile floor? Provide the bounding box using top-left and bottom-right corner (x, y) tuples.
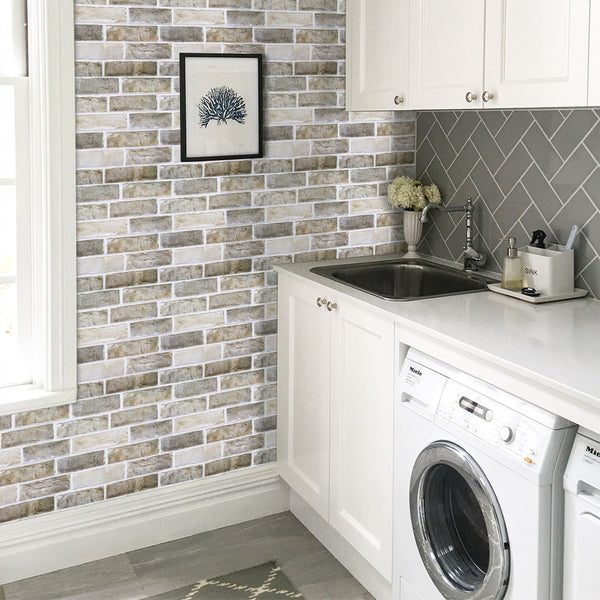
(0, 512), (375, 599)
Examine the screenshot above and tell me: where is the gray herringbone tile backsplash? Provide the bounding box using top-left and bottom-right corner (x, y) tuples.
(416, 109), (600, 298)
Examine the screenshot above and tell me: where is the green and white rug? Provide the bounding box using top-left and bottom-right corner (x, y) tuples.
(149, 561), (305, 600)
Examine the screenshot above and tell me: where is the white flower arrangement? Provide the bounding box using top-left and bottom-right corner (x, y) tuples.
(388, 176), (441, 211)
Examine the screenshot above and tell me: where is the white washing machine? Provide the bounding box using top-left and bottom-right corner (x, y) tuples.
(393, 349), (576, 600)
(563, 427), (600, 599)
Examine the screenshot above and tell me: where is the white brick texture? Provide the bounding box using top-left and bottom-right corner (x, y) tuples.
(0, 0), (416, 523)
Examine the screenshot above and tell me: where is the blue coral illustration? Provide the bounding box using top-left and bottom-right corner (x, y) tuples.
(197, 86), (247, 128)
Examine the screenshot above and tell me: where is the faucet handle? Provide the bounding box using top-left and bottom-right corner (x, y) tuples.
(463, 245), (487, 270)
(463, 245), (480, 259)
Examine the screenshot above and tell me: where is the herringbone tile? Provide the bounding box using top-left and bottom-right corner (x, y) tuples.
(553, 110), (598, 157)
(522, 123), (563, 180)
(417, 109), (600, 299)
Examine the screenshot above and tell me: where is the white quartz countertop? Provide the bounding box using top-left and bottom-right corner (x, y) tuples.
(275, 254), (600, 427)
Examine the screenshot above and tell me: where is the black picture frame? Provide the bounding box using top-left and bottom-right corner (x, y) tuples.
(179, 53), (263, 162)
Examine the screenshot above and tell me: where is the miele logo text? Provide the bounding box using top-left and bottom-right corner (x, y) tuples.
(524, 267), (538, 275)
(409, 366), (422, 376)
(586, 445), (600, 457)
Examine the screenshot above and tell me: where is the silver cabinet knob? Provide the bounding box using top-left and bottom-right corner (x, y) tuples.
(326, 301), (337, 312)
(394, 95), (405, 105)
(465, 91), (478, 103)
(482, 90), (495, 103)
(316, 297), (325, 307)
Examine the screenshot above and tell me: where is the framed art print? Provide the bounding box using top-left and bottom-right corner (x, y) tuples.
(179, 53), (263, 162)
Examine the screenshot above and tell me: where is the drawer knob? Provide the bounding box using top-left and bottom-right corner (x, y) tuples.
(465, 91), (478, 103)
(394, 95), (404, 105)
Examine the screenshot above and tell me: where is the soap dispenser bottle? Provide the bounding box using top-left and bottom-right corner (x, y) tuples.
(501, 237), (523, 291)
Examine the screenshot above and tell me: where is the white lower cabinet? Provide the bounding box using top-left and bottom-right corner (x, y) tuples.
(277, 275), (331, 520)
(329, 300), (394, 578)
(277, 274), (394, 581)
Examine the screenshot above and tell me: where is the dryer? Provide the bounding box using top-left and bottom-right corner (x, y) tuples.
(393, 349), (575, 600)
(563, 427), (600, 599)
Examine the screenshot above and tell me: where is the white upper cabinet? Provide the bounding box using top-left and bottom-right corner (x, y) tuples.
(484, 0), (590, 108)
(351, 0), (592, 110)
(408, 0), (486, 109)
(346, 0), (409, 111)
(409, 0), (589, 110)
(588, 1), (600, 105)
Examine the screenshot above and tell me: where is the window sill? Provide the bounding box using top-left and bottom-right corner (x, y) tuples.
(0, 385), (77, 416)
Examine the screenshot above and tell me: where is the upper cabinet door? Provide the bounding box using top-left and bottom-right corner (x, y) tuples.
(588, 1), (600, 105)
(408, 0), (485, 110)
(484, 0), (590, 108)
(346, 0), (409, 111)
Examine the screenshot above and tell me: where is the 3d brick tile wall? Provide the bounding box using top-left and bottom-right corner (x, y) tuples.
(0, 0), (415, 522)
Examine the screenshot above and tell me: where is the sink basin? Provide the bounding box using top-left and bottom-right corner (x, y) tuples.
(310, 258), (497, 301)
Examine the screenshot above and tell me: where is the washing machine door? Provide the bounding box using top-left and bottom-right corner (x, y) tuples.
(409, 441), (510, 600)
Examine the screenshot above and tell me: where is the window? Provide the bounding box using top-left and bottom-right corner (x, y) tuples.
(0, 0), (76, 414)
(0, 0), (31, 389)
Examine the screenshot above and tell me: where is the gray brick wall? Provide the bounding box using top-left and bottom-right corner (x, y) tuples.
(0, 0), (415, 523)
(416, 109), (600, 298)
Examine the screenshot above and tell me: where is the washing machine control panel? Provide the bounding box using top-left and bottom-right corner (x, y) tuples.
(437, 379), (557, 474)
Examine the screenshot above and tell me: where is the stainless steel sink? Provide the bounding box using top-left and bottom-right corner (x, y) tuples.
(310, 258), (497, 301)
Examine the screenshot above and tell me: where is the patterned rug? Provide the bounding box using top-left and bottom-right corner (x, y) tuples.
(149, 561), (305, 600)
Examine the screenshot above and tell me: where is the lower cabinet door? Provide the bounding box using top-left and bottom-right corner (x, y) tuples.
(277, 276), (331, 521)
(329, 301), (394, 580)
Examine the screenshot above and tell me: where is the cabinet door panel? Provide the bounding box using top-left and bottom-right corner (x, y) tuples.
(330, 303), (394, 579)
(409, 0), (485, 109)
(485, 0), (589, 108)
(588, 1), (600, 105)
(346, 0), (409, 111)
(277, 278), (330, 520)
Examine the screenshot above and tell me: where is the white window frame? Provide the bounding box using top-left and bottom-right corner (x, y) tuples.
(0, 0), (76, 415)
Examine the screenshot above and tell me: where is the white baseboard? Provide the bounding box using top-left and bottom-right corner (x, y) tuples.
(0, 464), (290, 585)
(290, 491), (392, 600)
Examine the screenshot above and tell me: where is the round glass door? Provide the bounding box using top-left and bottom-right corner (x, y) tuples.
(409, 441), (510, 600)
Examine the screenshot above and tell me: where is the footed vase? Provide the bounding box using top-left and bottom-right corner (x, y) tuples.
(403, 210), (423, 256)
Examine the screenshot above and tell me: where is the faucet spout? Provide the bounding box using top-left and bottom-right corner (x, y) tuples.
(420, 202), (466, 223)
(420, 203), (441, 223)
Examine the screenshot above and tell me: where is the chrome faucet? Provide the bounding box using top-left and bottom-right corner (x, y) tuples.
(420, 196), (487, 271)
